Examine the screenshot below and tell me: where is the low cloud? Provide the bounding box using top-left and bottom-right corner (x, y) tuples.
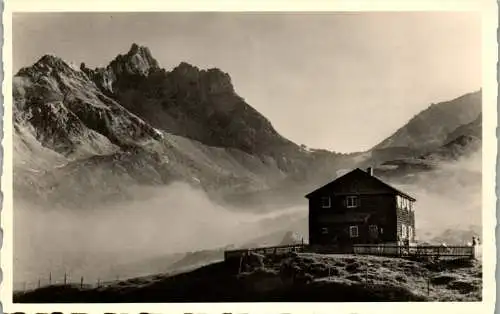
(14, 182), (306, 287)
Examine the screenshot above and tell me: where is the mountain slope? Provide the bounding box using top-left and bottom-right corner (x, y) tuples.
(13, 45), (483, 211)
(14, 54), (163, 158)
(373, 91), (481, 152)
(373, 112), (482, 178)
(14, 134), (296, 209)
(13, 46), (348, 210)
(426, 112), (482, 161)
(446, 112), (482, 141)
(355, 91), (482, 173)
(82, 44), (300, 158)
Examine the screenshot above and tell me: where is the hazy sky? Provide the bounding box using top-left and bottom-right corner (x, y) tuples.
(13, 12), (481, 152)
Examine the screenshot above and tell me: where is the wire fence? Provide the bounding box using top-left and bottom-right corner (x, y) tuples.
(14, 272), (130, 294)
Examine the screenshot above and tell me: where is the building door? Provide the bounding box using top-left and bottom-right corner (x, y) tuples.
(320, 226), (340, 246)
(369, 225), (379, 241)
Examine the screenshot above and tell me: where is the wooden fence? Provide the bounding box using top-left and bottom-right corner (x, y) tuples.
(224, 243), (306, 261)
(225, 242), (477, 261)
(353, 244), (476, 258)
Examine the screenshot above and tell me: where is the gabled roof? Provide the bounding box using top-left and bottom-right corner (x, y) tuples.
(305, 168), (416, 201)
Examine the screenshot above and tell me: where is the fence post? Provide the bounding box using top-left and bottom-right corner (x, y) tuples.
(64, 272), (67, 286)
(38, 279), (40, 289)
(238, 254), (244, 274)
(427, 276), (430, 296)
(80, 276), (84, 289)
(97, 278), (101, 288)
(49, 272), (52, 285)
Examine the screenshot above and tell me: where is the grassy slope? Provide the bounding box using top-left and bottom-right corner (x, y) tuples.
(14, 253), (481, 303)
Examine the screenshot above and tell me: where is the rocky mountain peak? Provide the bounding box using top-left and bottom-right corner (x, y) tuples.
(128, 43), (142, 54)
(79, 44), (161, 94)
(169, 62), (234, 94)
(37, 54), (66, 67)
(171, 62), (200, 77)
(108, 43), (160, 77)
(18, 54), (79, 78)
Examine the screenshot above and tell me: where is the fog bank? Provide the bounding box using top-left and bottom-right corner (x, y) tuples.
(14, 151), (482, 289)
(14, 182), (307, 289)
(393, 151), (482, 240)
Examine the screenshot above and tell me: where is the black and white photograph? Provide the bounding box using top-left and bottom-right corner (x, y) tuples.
(2, 2), (497, 313)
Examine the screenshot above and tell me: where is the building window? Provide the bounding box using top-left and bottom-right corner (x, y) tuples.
(320, 196), (331, 208)
(349, 226), (359, 238)
(346, 196), (358, 208)
(398, 196), (413, 211)
(321, 227), (328, 234)
(401, 224), (407, 238)
(408, 226), (413, 240)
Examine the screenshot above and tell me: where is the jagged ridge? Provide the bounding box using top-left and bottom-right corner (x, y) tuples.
(82, 44), (300, 158)
(14, 53), (163, 159)
(12, 44), (482, 210)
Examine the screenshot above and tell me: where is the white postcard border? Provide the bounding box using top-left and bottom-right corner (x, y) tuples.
(1, 1), (497, 313)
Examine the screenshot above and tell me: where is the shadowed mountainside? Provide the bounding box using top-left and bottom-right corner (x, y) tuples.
(14, 45), (354, 210)
(82, 44), (300, 157)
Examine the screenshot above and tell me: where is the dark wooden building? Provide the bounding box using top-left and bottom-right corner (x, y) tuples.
(306, 168), (416, 249)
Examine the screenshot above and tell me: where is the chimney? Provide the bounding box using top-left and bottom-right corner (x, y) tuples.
(366, 167), (373, 176)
